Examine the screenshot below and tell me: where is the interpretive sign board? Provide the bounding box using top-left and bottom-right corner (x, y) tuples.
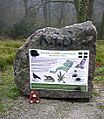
(29, 49), (89, 92)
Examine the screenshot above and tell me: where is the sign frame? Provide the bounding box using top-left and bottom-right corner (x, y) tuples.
(29, 49), (89, 92)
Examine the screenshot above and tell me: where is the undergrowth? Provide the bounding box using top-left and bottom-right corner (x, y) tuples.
(0, 40), (24, 113)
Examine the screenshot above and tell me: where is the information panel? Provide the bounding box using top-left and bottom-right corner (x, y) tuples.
(29, 49), (89, 92)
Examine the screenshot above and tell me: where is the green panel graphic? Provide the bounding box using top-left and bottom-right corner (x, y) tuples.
(31, 83), (87, 92)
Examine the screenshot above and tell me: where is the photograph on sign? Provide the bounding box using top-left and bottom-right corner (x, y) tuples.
(29, 49), (89, 92)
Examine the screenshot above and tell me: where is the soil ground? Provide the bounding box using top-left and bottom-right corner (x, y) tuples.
(0, 83), (104, 119)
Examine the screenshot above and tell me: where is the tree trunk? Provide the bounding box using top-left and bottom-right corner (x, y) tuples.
(58, 2), (65, 26)
(48, 1), (51, 26)
(74, 0), (79, 20)
(43, 1), (48, 26)
(23, 0), (28, 17)
(87, 0), (95, 20)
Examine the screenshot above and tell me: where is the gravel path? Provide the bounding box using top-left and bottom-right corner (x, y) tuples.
(0, 84), (104, 119)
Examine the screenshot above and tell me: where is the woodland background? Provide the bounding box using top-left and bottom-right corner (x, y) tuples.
(0, 0), (104, 39)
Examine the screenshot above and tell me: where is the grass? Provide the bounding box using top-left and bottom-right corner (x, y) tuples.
(0, 40), (25, 70)
(0, 39), (104, 113)
(0, 66), (18, 113)
(0, 66), (21, 99)
(96, 40), (104, 65)
(94, 40), (104, 83)
(0, 103), (5, 113)
(0, 39), (24, 113)
(0, 39), (25, 48)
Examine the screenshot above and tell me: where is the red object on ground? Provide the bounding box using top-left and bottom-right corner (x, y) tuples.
(29, 91), (40, 104)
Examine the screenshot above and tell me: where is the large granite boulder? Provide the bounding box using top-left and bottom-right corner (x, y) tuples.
(14, 21), (97, 99)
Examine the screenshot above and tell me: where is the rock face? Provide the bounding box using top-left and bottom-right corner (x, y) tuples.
(14, 21), (97, 99)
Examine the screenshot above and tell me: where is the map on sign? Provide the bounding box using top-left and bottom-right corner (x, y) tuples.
(29, 49), (89, 92)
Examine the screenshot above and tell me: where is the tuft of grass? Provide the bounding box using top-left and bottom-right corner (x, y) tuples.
(0, 103), (5, 113)
(7, 86), (21, 100)
(94, 76), (104, 83)
(0, 102), (13, 114)
(94, 66), (104, 83)
(95, 67), (104, 75)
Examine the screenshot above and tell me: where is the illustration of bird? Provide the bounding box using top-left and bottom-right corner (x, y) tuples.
(33, 73), (41, 79)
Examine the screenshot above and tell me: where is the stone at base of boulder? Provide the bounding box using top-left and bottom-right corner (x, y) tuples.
(40, 97), (90, 102)
(36, 89), (92, 99)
